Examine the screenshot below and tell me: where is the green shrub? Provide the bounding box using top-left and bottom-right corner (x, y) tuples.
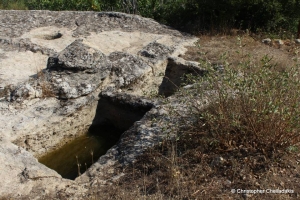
(1, 0), (300, 36)
(25, 0), (100, 11)
(0, 0), (28, 10)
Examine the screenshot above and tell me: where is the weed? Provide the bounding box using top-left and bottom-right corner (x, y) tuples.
(76, 155), (81, 176)
(36, 69), (55, 98)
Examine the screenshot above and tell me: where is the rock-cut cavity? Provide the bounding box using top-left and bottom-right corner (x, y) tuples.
(38, 93), (153, 180)
(88, 92), (153, 140)
(38, 32), (63, 40)
(158, 57), (205, 97)
(38, 133), (112, 180)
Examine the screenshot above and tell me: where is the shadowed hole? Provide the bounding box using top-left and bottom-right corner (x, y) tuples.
(38, 94), (152, 180)
(158, 58), (205, 97)
(38, 32), (63, 40)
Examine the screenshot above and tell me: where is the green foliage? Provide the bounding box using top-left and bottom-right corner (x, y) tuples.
(147, 0), (300, 34)
(1, 0), (299, 35)
(99, 0), (122, 12)
(0, 0), (28, 10)
(25, 0), (100, 11)
(234, 0), (300, 33)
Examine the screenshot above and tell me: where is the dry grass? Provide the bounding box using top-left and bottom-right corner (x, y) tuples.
(86, 34), (300, 199)
(88, 140), (299, 199)
(181, 34), (300, 71)
(36, 69), (55, 98)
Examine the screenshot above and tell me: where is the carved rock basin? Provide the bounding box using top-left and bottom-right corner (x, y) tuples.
(0, 10), (202, 199)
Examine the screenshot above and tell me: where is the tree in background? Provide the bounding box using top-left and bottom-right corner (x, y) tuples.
(1, 0), (300, 36)
(0, 0), (27, 9)
(25, 0), (100, 11)
(298, 20), (300, 39)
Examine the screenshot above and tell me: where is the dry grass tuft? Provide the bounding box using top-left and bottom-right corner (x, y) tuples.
(36, 69), (55, 98)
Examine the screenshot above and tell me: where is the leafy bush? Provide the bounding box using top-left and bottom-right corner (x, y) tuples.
(1, 0), (299, 34)
(145, 0), (300, 34)
(0, 0), (27, 10)
(25, 0), (100, 11)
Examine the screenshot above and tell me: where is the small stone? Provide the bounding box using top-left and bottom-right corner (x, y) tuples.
(262, 38), (272, 44)
(91, 179), (98, 186)
(295, 39), (300, 44)
(183, 84), (194, 89)
(211, 156), (226, 166)
(274, 39), (284, 45)
(224, 180), (231, 187)
(35, 90), (42, 98)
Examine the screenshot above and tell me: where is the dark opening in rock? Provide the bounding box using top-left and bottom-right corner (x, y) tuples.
(38, 93), (152, 180)
(40, 32), (63, 40)
(158, 58), (204, 97)
(89, 93), (153, 140)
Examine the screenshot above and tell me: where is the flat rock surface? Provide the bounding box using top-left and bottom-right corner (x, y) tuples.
(0, 10), (190, 90)
(0, 141), (67, 198)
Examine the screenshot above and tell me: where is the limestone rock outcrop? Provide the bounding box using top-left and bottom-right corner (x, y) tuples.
(0, 10), (200, 199)
(47, 39), (111, 99)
